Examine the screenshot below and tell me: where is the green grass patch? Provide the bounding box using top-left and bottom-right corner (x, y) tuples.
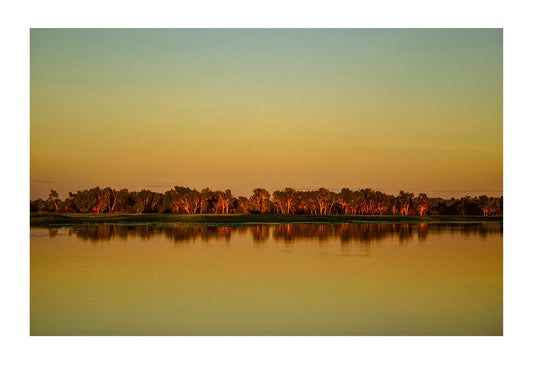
(30, 213), (503, 227)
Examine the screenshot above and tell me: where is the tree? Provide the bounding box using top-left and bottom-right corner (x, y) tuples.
(272, 188), (297, 214)
(30, 185), (503, 217)
(336, 188), (354, 215)
(30, 198), (47, 212)
(234, 196), (251, 214)
(181, 190), (201, 214)
(113, 189), (132, 213)
(101, 187), (116, 213)
(135, 190), (155, 214)
(316, 188), (335, 215)
(477, 195), (500, 216)
(250, 188), (271, 214)
(215, 189), (233, 214)
(300, 191), (318, 214)
(151, 192), (163, 213)
(374, 191), (390, 215)
(165, 186), (194, 214)
(47, 190), (60, 212)
(414, 193), (430, 216)
(200, 188), (214, 214)
(69, 189), (98, 214)
(91, 187), (109, 214)
(397, 191), (414, 216)
(356, 188), (376, 215)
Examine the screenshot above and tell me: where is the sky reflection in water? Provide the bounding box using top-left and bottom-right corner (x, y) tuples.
(31, 223), (503, 335)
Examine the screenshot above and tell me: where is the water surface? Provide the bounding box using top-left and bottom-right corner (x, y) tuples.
(31, 223), (502, 335)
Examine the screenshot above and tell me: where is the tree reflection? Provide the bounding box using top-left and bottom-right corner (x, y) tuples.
(250, 225), (270, 243)
(64, 222), (502, 244)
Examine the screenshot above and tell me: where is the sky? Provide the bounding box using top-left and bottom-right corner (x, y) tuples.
(30, 29), (502, 199)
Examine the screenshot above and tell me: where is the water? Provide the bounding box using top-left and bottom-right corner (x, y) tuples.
(30, 223), (503, 335)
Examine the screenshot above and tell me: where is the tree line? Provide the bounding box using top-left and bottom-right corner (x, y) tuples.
(30, 186), (503, 216)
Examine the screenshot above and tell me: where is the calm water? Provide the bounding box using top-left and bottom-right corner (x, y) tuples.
(30, 223), (503, 335)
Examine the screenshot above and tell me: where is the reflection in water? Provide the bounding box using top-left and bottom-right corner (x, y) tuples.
(31, 222), (503, 335)
(63, 222), (502, 244)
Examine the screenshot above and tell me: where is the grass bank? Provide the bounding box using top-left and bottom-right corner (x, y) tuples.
(30, 213), (503, 227)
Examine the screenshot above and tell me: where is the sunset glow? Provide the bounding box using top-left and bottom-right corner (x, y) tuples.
(30, 29), (502, 199)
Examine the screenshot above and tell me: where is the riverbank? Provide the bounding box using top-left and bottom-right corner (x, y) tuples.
(30, 213), (504, 227)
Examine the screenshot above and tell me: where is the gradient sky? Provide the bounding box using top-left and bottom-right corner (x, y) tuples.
(30, 29), (502, 199)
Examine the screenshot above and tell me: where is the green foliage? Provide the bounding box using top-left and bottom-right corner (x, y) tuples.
(30, 213), (503, 228)
(30, 186), (503, 216)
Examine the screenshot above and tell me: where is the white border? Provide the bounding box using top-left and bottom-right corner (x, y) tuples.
(3, 1), (532, 376)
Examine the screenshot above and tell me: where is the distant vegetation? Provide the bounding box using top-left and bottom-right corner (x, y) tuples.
(30, 186), (503, 216)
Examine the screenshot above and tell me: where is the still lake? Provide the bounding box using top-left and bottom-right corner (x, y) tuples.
(30, 222), (502, 335)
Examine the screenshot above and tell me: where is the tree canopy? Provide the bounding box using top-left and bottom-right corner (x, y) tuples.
(30, 187), (503, 216)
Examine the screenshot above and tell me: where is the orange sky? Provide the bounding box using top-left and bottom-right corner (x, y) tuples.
(30, 29), (502, 199)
